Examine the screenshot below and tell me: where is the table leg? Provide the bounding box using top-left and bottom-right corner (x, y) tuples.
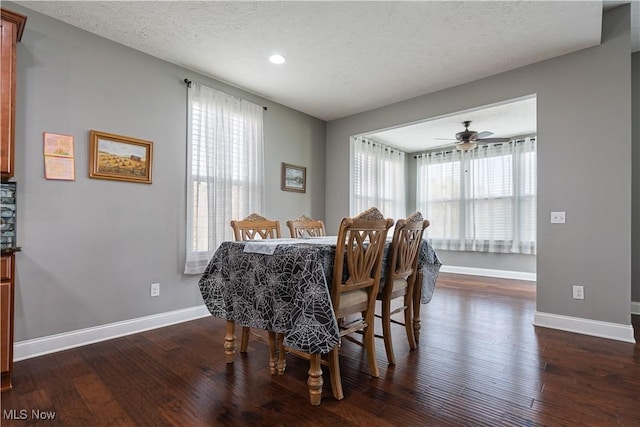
(276, 333), (286, 375)
(225, 320), (237, 363)
(308, 354), (323, 406)
(268, 331), (277, 374)
(268, 332), (287, 375)
(413, 271), (422, 343)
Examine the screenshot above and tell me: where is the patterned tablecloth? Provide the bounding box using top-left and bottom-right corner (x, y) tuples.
(198, 237), (441, 354)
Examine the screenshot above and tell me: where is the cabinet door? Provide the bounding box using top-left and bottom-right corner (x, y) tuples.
(1, 18), (17, 178)
(0, 280), (10, 372)
(0, 255), (12, 374)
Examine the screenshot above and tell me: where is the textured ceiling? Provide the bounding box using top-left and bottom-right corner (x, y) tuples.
(14, 0), (612, 124)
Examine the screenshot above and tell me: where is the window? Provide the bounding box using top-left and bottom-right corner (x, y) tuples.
(351, 137), (406, 219)
(185, 83), (264, 274)
(416, 138), (536, 254)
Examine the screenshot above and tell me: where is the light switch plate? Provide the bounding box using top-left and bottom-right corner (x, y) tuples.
(150, 283), (160, 297)
(550, 212), (566, 224)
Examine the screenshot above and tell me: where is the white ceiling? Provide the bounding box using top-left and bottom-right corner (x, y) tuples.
(367, 95), (537, 153)
(13, 1), (639, 152)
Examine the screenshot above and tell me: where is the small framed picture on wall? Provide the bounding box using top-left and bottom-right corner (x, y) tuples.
(281, 162), (306, 193)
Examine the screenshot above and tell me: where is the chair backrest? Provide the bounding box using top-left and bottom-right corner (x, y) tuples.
(331, 207), (394, 315)
(230, 213), (281, 241)
(286, 215), (326, 238)
(383, 212), (430, 296)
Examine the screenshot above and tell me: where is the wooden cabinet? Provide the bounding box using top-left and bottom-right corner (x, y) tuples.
(0, 7), (24, 392)
(1, 9), (26, 179)
(1, 254), (15, 391)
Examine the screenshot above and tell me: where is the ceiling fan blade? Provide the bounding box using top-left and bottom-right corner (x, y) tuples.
(476, 137), (510, 143)
(477, 131), (494, 138)
(433, 137), (456, 141)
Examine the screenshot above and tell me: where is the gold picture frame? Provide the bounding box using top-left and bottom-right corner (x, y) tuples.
(281, 162), (306, 193)
(89, 130), (153, 184)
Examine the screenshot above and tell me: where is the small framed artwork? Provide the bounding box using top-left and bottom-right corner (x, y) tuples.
(281, 162), (306, 193)
(89, 130), (153, 184)
(43, 132), (75, 180)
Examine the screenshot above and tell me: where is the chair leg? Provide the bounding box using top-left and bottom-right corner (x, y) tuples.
(364, 315), (379, 378)
(404, 291), (417, 350)
(328, 346), (344, 400)
(381, 297), (396, 365)
(413, 277), (422, 343)
(240, 326), (250, 353)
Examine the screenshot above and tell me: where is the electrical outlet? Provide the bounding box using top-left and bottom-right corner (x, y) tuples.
(150, 283), (160, 297)
(572, 285), (584, 300)
(550, 212), (566, 224)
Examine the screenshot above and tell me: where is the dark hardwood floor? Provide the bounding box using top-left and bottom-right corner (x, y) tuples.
(2, 273), (639, 426)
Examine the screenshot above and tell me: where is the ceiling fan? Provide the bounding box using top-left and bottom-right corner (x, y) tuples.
(433, 120), (510, 151)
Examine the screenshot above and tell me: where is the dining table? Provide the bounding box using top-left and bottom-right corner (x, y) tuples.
(198, 236), (441, 404)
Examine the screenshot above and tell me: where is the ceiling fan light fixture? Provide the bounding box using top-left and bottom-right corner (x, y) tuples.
(456, 141), (477, 151)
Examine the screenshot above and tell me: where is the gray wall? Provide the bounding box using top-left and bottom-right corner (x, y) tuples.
(8, 3), (326, 342)
(633, 51), (639, 304)
(327, 6), (632, 325)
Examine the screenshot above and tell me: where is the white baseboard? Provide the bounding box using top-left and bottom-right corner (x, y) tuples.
(440, 268), (638, 318)
(534, 311), (636, 343)
(14, 303), (636, 361)
(14, 305), (211, 361)
(439, 265), (536, 282)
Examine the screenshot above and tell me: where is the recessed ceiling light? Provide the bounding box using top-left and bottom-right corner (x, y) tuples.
(269, 54), (286, 64)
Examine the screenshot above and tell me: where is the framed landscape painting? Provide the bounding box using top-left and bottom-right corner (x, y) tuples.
(281, 162), (306, 193)
(89, 130), (153, 184)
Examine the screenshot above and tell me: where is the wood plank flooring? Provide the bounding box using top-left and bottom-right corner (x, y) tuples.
(2, 273), (639, 426)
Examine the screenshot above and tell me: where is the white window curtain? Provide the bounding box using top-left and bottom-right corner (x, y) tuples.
(185, 83), (265, 274)
(416, 137), (536, 254)
(350, 136), (406, 219)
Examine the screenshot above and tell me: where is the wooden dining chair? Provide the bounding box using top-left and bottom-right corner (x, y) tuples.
(375, 211), (429, 365)
(230, 213), (282, 241)
(229, 213), (281, 352)
(286, 214), (326, 238)
(271, 207), (393, 401)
